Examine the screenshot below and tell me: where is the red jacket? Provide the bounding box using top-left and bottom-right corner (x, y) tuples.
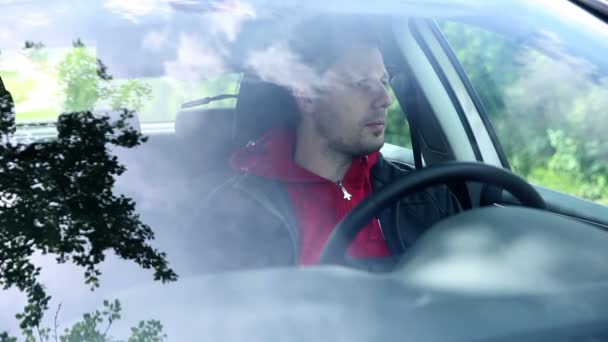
(231, 127), (391, 264)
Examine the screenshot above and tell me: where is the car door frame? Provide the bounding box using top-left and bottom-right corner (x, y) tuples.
(405, 17), (608, 230)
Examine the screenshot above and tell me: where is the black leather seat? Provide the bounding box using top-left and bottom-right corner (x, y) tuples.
(232, 74), (299, 146)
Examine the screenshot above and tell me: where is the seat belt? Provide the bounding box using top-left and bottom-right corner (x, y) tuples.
(407, 83), (472, 210)
(406, 85), (425, 170)
(408, 112), (423, 170)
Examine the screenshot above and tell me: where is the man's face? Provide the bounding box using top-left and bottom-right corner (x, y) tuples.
(307, 45), (392, 156)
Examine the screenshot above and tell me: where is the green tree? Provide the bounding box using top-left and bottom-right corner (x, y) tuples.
(2, 299), (167, 342)
(57, 39), (152, 115)
(0, 40), (176, 332)
(440, 20), (608, 204)
(57, 40), (100, 113)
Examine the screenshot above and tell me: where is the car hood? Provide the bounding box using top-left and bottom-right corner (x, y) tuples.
(59, 207), (608, 341)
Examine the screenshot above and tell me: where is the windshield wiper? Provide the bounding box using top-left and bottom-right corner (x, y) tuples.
(181, 94), (238, 109)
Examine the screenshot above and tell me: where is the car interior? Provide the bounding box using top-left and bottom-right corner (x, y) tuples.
(6, 10), (608, 276)
(4, 2), (608, 340)
(106, 13), (608, 340)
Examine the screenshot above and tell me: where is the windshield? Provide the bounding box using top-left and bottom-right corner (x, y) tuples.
(2, 1), (608, 341)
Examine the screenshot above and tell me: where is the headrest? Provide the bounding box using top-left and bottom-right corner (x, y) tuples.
(233, 74), (299, 145)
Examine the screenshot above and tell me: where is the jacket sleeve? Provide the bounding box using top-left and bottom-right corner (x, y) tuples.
(188, 176), (294, 273)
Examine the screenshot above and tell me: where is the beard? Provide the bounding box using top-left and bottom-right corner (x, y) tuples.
(313, 111), (385, 158)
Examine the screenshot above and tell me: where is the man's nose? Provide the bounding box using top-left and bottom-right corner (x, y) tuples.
(372, 83), (392, 110)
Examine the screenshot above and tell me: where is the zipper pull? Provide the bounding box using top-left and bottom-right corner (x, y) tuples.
(336, 181), (352, 201)
(377, 219), (385, 240)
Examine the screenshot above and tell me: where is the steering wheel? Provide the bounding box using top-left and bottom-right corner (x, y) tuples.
(318, 162), (546, 265)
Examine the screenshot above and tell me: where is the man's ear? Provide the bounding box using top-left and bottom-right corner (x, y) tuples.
(292, 87), (315, 115)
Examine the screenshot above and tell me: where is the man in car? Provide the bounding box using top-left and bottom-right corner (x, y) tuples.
(202, 17), (459, 270)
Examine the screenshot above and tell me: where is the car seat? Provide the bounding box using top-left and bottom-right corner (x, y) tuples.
(232, 73), (299, 146)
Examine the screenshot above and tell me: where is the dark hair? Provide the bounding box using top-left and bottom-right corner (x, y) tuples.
(288, 15), (380, 72)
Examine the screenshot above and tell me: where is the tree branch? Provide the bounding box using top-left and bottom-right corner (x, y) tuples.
(53, 303), (61, 342)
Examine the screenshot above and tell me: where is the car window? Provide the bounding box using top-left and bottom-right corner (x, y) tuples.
(385, 87), (411, 149)
(1, 42), (239, 135)
(4, 38), (406, 147)
(439, 19), (608, 205)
